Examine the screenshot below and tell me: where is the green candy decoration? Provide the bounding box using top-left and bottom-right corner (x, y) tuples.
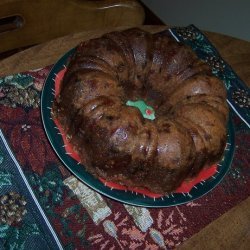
(126, 100), (155, 120)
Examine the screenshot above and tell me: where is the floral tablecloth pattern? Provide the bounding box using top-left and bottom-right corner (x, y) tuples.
(0, 26), (249, 249)
(0, 130), (63, 249)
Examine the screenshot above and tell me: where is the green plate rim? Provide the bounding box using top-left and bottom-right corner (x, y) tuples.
(41, 48), (235, 208)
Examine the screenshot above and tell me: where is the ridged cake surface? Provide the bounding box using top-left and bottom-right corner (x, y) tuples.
(53, 28), (228, 194)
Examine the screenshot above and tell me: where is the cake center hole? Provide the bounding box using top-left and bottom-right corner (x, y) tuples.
(126, 100), (155, 120)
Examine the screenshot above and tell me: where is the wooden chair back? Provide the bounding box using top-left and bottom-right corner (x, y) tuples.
(0, 0), (145, 53)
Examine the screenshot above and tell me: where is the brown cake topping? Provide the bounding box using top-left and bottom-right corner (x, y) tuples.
(53, 28), (228, 194)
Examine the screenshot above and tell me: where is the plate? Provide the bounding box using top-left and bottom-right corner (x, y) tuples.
(41, 47), (235, 208)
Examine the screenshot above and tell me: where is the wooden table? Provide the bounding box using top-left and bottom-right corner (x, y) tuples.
(0, 25), (249, 249)
(1, 25), (250, 88)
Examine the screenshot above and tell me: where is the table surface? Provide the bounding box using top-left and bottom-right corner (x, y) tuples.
(0, 25), (249, 249)
(1, 25), (250, 88)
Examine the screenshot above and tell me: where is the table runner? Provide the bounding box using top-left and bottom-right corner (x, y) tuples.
(0, 26), (249, 249)
(0, 130), (63, 249)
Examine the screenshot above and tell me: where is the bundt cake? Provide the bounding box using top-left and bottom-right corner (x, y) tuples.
(52, 28), (229, 194)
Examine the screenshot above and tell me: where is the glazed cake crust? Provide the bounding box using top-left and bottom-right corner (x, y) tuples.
(53, 28), (228, 194)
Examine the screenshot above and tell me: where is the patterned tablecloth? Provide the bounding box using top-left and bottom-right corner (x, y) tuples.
(0, 26), (249, 249)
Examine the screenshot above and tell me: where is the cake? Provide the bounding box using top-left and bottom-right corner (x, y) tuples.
(53, 28), (229, 194)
